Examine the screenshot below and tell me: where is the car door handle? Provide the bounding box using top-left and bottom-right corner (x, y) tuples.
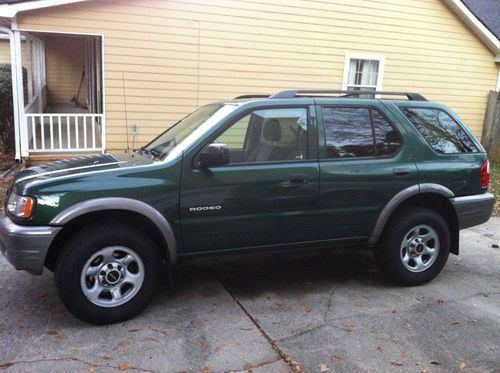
(393, 167), (410, 176)
(271, 175), (309, 193)
(289, 174), (309, 184)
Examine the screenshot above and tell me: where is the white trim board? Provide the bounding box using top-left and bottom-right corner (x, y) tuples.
(0, 0), (87, 18)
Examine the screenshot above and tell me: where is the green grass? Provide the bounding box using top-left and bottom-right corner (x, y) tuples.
(490, 161), (500, 216)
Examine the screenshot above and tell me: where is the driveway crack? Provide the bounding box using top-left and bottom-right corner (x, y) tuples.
(219, 282), (301, 372)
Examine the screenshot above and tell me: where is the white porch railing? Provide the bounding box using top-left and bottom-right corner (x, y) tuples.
(26, 113), (104, 153)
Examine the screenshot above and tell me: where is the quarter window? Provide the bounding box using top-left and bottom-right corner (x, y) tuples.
(400, 107), (477, 154)
(322, 107), (401, 159)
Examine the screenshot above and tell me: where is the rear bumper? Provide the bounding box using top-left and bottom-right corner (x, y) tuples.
(0, 214), (60, 275)
(451, 192), (495, 230)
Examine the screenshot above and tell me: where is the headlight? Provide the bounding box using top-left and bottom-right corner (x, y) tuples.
(7, 192), (35, 219)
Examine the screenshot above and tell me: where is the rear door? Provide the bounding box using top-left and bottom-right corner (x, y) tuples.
(316, 99), (418, 242)
(179, 104), (320, 253)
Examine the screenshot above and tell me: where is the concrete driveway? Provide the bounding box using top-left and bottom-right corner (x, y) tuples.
(1, 219), (499, 373)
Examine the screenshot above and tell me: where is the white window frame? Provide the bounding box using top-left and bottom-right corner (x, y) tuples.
(342, 53), (385, 92)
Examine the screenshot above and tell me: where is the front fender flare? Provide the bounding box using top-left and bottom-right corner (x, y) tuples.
(50, 198), (178, 264)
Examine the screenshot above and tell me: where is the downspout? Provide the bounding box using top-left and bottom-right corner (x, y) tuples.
(0, 23), (22, 161)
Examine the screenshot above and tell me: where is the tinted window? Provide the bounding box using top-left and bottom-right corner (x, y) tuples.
(322, 107), (374, 158)
(400, 107), (477, 154)
(372, 110), (402, 156)
(214, 108), (308, 163)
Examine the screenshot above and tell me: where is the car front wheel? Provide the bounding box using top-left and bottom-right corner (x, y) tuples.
(55, 222), (162, 324)
(375, 207), (450, 286)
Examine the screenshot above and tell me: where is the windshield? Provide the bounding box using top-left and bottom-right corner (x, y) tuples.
(143, 104), (223, 159)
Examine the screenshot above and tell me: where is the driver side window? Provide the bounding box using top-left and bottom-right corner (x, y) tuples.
(215, 107), (308, 164)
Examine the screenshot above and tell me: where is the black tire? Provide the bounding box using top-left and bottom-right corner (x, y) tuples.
(375, 207), (450, 286)
(54, 222), (162, 324)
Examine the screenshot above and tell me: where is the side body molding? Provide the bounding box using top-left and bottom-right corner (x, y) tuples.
(50, 198), (178, 264)
(368, 183), (454, 245)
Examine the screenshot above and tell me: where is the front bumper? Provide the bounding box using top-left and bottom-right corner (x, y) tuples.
(0, 214), (60, 274)
(451, 192), (495, 230)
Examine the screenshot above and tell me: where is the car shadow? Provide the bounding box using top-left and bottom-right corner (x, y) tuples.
(173, 249), (395, 299)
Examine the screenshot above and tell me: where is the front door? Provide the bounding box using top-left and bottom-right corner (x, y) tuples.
(180, 106), (319, 253)
(316, 101), (418, 242)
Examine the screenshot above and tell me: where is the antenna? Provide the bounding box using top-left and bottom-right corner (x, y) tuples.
(121, 72), (130, 152)
(131, 124), (137, 151)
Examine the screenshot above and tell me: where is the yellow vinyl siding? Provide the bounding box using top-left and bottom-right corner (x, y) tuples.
(0, 39), (27, 66)
(44, 34), (87, 106)
(0, 40), (10, 64)
(17, 0), (499, 150)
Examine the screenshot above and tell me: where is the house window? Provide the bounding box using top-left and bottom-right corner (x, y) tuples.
(342, 54), (385, 92)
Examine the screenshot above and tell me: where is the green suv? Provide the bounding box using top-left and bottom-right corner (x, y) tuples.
(0, 90), (495, 324)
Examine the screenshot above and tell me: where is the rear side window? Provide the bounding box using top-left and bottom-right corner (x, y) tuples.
(322, 107), (401, 158)
(400, 107), (477, 154)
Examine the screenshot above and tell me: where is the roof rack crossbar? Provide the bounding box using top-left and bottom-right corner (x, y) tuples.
(269, 90), (427, 101)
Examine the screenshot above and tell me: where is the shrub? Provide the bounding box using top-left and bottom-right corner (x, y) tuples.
(0, 64), (26, 154)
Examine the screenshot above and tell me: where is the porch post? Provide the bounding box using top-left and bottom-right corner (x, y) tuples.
(12, 18), (28, 158)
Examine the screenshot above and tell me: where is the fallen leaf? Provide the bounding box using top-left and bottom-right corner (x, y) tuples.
(162, 329), (169, 336)
(0, 363), (13, 370)
(330, 355), (339, 362)
(243, 362), (253, 371)
(391, 360), (403, 366)
(459, 362), (466, 369)
(452, 320), (462, 325)
(377, 346), (384, 353)
(319, 363), (329, 372)
(300, 304), (312, 316)
(118, 364), (131, 370)
(100, 356), (113, 360)
(430, 360), (440, 365)
(214, 345), (222, 353)
(421, 368), (429, 373)
(202, 366), (211, 373)
(87, 367), (96, 372)
(402, 352), (409, 358)
(45, 330), (63, 338)
(117, 341), (128, 353)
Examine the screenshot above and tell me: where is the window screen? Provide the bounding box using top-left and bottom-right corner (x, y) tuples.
(400, 107), (477, 154)
(347, 58), (380, 91)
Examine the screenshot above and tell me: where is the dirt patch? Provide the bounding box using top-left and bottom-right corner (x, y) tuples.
(0, 153), (15, 172)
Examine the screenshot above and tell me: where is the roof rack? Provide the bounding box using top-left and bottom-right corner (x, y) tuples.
(269, 90), (427, 101)
(234, 94), (271, 99)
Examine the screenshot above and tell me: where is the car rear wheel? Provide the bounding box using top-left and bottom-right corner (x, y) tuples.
(375, 207), (450, 286)
(55, 222), (162, 324)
